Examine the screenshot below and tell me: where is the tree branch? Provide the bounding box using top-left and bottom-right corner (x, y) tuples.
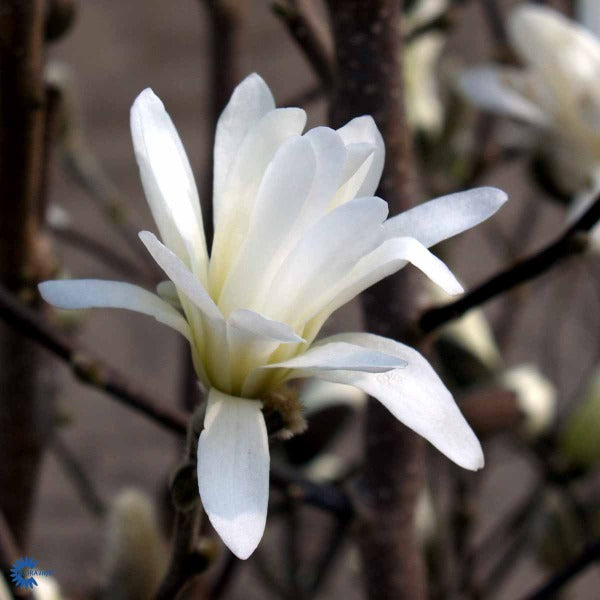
(272, 0), (335, 90)
(418, 195), (600, 334)
(0, 284), (189, 434)
(326, 1), (427, 598)
(155, 420), (208, 600)
(520, 539), (600, 600)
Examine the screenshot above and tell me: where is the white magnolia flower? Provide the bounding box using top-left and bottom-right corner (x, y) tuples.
(459, 2), (600, 192)
(39, 74), (507, 559)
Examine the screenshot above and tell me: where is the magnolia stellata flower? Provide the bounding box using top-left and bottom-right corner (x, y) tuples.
(459, 1), (600, 193)
(39, 74), (507, 559)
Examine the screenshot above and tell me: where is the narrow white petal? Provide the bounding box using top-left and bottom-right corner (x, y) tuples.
(301, 333), (484, 470)
(39, 279), (191, 340)
(217, 136), (317, 314)
(330, 143), (376, 210)
(302, 236), (463, 332)
(264, 341), (406, 373)
(459, 67), (549, 126)
(139, 231), (222, 321)
(130, 89), (208, 280)
(266, 197), (388, 324)
(384, 187), (508, 248)
(213, 74), (275, 224)
(210, 107), (307, 293)
(336, 116), (385, 197)
(228, 309), (305, 343)
(198, 389), (269, 559)
(301, 127), (347, 223)
(383, 237), (464, 295)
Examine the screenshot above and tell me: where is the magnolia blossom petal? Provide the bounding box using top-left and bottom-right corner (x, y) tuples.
(228, 309), (305, 343)
(330, 143), (377, 209)
(213, 74), (275, 221)
(459, 67), (549, 126)
(384, 237), (464, 294)
(264, 341), (406, 373)
(509, 4), (600, 75)
(218, 136), (317, 314)
(301, 127), (347, 224)
(210, 107), (307, 292)
(383, 187), (508, 248)
(131, 89), (208, 280)
(139, 231), (222, 321)
(336, 116), (385, 197)
(266, 196), (388, 324)
(198, 389), (269, 559)
(304, 237), (463, 334)
(38, 279), (191, 340)
(298, 333), (484, 471)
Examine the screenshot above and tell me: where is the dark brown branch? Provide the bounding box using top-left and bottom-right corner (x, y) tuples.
(0, 0), (57, 547)
(155, 422), (208, 600)
(270, 464), (354, 519)
(0, 283), (188, 435)
(479, 0), (507, 47)
(520, 539), (600, 600)
(419, 195), (600, 334)
(326, 1), (427, 598)
(51, 435), (107, 518)
(272, 0), (335, 90)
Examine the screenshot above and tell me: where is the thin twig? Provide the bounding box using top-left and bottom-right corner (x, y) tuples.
(155, 420), (208, 600)
(51, 435), (107, 518)
(307, 517), (350, 596)
(0, 283), (189, 434)
(209, 550), (241, 599)
(418, 195), (600, 334)
(520, 539), (600, 600)
(272, 0), (335, 90)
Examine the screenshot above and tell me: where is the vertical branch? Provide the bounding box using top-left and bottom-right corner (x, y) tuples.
(0, 0), (56, 546)
(325, 1), (427, 598)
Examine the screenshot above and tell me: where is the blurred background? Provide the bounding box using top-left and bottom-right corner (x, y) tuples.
(1, 0), (598, 598)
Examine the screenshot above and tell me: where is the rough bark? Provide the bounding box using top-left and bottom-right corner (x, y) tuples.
(325, 1), (427, 598)
(0, 0), (55, 545)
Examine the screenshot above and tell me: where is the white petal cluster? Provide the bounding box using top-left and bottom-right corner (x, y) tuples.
(40, 74), (507, 559)
(459, 1), (600, 192)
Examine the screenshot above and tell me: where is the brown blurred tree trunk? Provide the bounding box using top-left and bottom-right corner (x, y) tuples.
(0, 0), (56, 545)
(325, 1), (427, 598)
